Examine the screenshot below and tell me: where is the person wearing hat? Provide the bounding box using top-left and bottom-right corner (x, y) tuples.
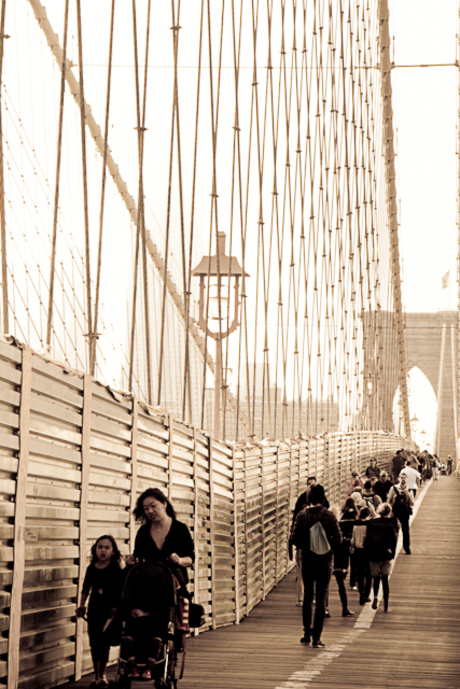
(373, 471), (393, 502)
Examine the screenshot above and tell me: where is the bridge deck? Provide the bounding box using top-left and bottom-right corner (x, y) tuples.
(68, 477), (460, 689)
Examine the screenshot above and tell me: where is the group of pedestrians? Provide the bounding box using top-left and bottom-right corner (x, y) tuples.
(289, 454), (422, 648)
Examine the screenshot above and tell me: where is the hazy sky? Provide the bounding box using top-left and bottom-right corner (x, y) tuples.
(389, 0), (458, 313)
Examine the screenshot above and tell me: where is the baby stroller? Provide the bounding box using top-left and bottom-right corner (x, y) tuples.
(114, 561), (179, 689)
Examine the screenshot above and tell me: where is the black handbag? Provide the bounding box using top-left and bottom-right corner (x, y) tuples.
(189, 603), (206, 628)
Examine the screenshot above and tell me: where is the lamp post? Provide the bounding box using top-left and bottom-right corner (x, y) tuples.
(420, 428), (427, 449)
(410, 414), (419, 445)
(367, 374), (374, 430)
(192, 232), (248, 439)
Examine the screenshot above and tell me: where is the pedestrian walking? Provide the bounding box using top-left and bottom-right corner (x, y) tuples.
(289, 477), (330, 606)
(291, 484), (342, 648)
(75, 535), (124, 687)
(349, 507), (373, 605)
(388, 474), (414, 554)
(364, 503), (398, 613)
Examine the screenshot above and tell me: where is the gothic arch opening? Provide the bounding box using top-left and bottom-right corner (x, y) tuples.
(393, 366), (437, 450)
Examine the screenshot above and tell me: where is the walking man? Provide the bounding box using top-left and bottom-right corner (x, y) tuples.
(400, 460), (421, 497)
(388, 473), (414, 554)
(291, 484), (342, 648)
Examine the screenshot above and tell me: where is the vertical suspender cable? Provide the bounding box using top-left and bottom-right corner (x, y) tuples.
(75, 0), (93, 372)
(91, 0), (116, 376)
(140, 0), (153, 406)
(46, 0), (69, 350)
(158, 0), (182, 407)
(183, 0), (205, 425)
(0, 0), (8, 334)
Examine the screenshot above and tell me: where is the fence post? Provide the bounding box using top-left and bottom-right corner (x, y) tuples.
(75, 373), (92, 680)
(191, 427), (201, 635)
(243, 448), (249, 617)
(260, 446), (266, 600)
(232, 445), (240, 623)
(168, 412), (174, 499)
(274, 443), (280, 583)
(7, 346), (32, 689)
(129, 397), (139, 553)
(208, 436), (216, 629)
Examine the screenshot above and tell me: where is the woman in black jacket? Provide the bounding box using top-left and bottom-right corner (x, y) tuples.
(364, 503), (399, 612)
(126, 488), (195, 597)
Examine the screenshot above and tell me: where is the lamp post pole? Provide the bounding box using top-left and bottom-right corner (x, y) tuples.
(213, 336), (223, 440)
(192, 232), (249, 440)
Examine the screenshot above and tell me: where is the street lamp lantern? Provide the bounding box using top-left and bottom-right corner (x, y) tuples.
(410, 414), (419, 433)
(192, 232), (249, 439)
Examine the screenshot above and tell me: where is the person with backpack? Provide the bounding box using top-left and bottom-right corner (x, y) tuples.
(362, 480), (382, 512)
(291, 484), (342, 648)
(289, 477), (330, 606)
(388, 473), (415, 554)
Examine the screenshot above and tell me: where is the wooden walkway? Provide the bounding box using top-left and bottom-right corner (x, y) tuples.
(68, 476), (460, 689)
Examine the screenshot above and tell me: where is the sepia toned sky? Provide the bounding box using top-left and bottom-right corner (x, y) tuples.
(388, 0), (459, 448)
(389, 0), (458, 313)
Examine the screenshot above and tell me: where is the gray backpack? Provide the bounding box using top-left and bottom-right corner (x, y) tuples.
(309, 520), (331, 555)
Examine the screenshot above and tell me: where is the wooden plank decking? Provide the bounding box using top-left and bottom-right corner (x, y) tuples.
(66, 476), (460, 689)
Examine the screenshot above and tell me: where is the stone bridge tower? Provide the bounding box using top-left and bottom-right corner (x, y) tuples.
(362, 310), (458, 458)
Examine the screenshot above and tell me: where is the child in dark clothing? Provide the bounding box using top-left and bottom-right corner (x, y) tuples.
(75, 535), (124, 687)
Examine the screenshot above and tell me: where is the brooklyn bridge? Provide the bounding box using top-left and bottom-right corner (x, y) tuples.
(1, 1), (459, 689)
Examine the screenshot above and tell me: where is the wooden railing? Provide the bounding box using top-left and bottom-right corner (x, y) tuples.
(0, 339), (415, 689)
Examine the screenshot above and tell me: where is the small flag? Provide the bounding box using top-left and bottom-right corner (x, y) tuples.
(442, 271), (450, 290)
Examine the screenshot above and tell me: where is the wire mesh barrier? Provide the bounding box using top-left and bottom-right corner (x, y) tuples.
(0, 0), (410, 441)
(0, 340), (415, 689)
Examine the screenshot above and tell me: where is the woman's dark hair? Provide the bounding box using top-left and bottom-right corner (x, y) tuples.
(341, 497), (359, 518)
(91, 534), (122, 566)
(363, 479), (373, 491)
(133, 487), (176, 522)
(358, 506), (372, 520)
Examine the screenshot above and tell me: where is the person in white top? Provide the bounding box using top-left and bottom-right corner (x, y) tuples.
(400, 461), (421, 497)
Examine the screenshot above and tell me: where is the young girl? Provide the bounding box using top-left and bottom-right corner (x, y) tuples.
(75, 535), (124, 687)
(350, 507), (373, 605)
